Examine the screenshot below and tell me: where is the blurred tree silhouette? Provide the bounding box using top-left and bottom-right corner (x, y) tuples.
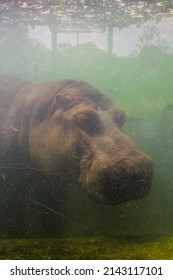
(138, 22), (169, 53)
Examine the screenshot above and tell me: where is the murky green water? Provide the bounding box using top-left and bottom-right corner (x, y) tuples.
(0, 1), (173, 259)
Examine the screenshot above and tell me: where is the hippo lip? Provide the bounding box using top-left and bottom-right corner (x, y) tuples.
(79, 154), (153, 205)
(102, 174), (151, 200)
(99, 162), (153, 204)
(91, 176), (152, 205)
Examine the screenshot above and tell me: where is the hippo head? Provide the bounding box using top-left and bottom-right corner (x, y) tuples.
(29, 80), (153, 205)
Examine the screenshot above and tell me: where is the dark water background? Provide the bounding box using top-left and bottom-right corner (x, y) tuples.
(0, 1), (173, 259)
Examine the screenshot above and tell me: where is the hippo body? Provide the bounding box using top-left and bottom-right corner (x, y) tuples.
(0, 76), (153, 237)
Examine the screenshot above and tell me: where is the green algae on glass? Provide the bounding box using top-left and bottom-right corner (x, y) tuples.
(0, 236), (173, 260)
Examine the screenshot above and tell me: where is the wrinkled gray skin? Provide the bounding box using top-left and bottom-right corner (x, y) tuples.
(0, 76), (153, 205)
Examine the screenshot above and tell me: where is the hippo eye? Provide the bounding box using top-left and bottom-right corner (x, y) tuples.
(75, 110), (102, 135)
(113, 110), (125, 128)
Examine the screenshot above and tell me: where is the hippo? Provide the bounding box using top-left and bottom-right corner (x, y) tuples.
(0, 76), (153, 236)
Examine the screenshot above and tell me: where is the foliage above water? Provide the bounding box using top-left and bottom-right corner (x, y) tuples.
(0, 1), (173, 29)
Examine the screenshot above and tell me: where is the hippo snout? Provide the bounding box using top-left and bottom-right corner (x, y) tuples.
(81, 153), (153, 205)
(100, 155), (153, 204)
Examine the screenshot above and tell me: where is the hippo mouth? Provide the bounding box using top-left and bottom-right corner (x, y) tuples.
(98, 159), (153, 204)
(80, 156), (153, 205)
